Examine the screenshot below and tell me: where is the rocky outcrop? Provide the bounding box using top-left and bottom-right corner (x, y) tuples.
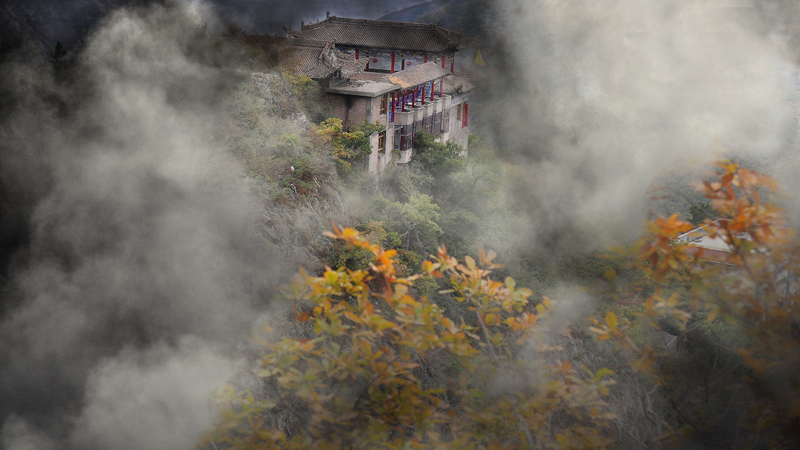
(239, 174), (346, 270)
(228, 72), (346, 271)
(251, 72), (309, 128)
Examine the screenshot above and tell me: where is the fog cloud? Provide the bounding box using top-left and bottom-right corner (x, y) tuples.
(71, 338), (231, 450)
(0, 3), (275, 448)
(484, 0), (797, 252)
(2, 0), (800, 448)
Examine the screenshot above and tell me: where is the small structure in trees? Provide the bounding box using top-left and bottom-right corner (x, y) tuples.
(676, 221), (799, 297)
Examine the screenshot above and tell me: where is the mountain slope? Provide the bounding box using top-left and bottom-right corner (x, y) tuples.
(379, 0), (494, 40)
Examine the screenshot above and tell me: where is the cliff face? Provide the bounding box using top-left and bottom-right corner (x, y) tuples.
(0, 1), (50, 54)
(227, 72), (349, 272)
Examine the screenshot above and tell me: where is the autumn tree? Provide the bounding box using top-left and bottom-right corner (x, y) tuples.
(201, 160), (800, 450)
(592, 161), (800, 448)
(202, 226), (615, 450)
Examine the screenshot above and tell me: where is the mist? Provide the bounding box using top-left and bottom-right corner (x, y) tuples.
(0, 3), (279, 449)
(481, 0), (798, 254)
(1, 0), (799, 448)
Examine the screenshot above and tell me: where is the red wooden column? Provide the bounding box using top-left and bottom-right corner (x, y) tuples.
(430, 81), (434, 101)
(451, 53), (455, 73)
(439, 77), (443, 97)
(421, 84), (425, 105)
(412, 87), (416, 108)
(355, 48), (359, 60)
(441, 55), (445, 69)
(391, 51), (395, 74)
(424, 53), (428, 63)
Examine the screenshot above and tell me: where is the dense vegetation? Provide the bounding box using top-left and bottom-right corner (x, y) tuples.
(204, 161), (800, 449)
(187, 28), (800, 449)
(13, 14), (800, 450)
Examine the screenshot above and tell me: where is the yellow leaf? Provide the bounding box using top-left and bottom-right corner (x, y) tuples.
(707, 307), (719, 323)
(324, 270), (338, 285)
(492, 332), (503, 344)
(465, 255), (476, 270)
(398, 295), (421, 307)
(595, 367), (615, 380)
(605, 311), (618, 331)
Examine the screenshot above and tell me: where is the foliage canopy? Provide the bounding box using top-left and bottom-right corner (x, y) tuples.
(204, 225), (615, 449)
(202, 160), (800, 449)
(317, 118), (386, 176)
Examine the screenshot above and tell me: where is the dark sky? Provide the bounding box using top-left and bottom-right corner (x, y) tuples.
(211, 0), (424, 35)
(1, 0), (425, 51)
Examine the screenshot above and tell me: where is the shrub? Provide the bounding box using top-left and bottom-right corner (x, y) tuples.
(591, 161), (800, 448)
(203, 227), (616, 449)
(316, 118), (385, 177)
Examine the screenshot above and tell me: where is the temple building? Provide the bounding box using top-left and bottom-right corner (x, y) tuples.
(283, 15), (476, 172)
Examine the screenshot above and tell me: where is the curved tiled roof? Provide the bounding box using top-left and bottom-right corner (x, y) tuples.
(326, 63), (457, 97)
(345, 63), (452, 89)
(284, 39), (367, 79)
(443, 73), (476, 95)
(386, 62), (452, 88)
(286, 16), (476, 54)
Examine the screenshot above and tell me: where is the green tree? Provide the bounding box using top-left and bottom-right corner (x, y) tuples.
(412, 131), (466, 179)
(50, 41), (68, 60)
(370, 193), (443, 253)
(317, 118), (385, 176)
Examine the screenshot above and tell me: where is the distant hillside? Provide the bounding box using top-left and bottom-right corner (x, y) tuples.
(0, 0), (159, 56)
(380, 0), (511, 139)
(379, 0), (506, 78)
(0, 2), (48, 55)
(379, 0), (495, 40)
